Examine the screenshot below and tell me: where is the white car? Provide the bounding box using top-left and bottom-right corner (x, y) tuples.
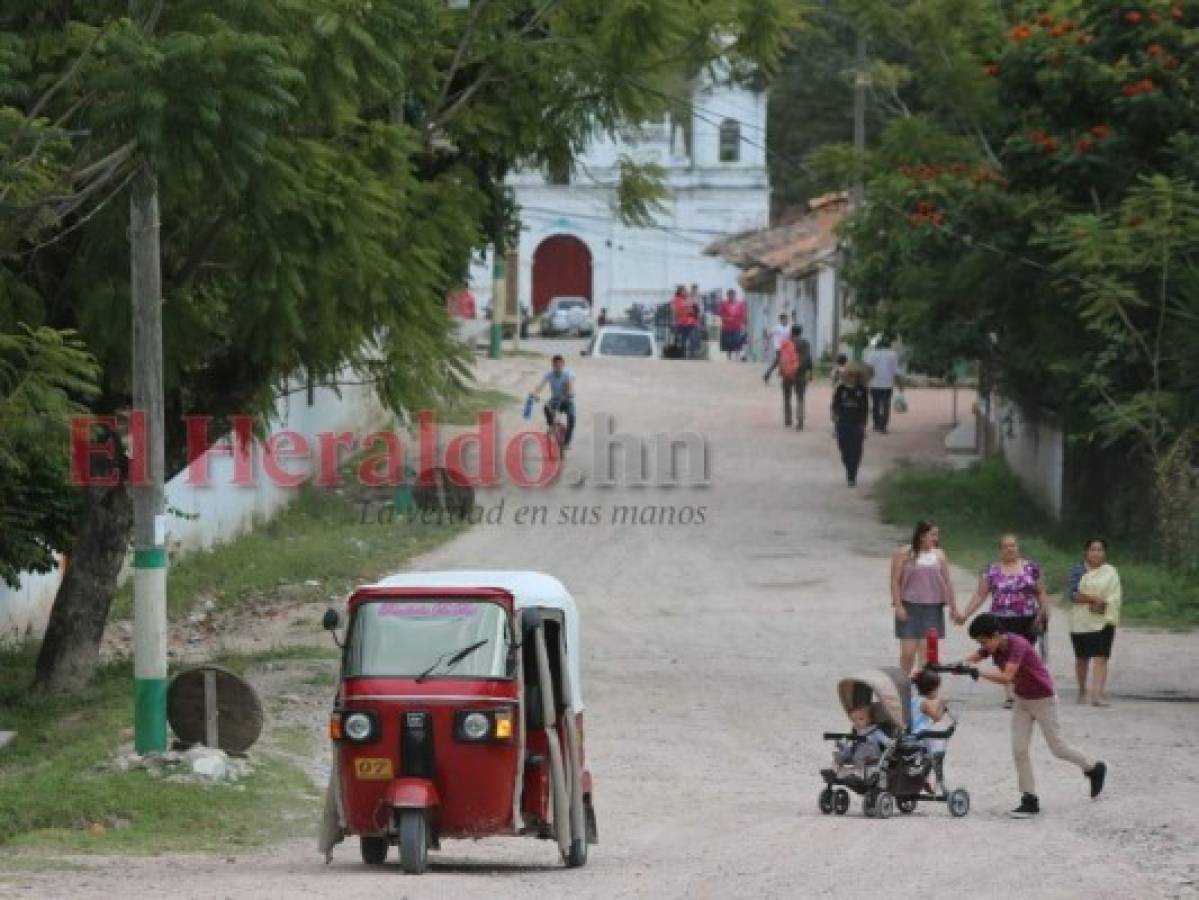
(582, 326), (658, 358)
(541, 296), (595, 337)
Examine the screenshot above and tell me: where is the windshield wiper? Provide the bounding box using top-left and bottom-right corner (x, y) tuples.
(413, 639), (490, 683)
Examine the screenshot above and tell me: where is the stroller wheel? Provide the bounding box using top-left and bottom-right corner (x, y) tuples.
(897, 798), (917, 815)
(818, 788), (834, 815)
(875, 792), (897, 820)
(948, 788), (971, 818)
(833, 789), (850, 815)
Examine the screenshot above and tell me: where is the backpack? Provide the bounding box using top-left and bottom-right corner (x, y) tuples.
(779, 339), (802, 379)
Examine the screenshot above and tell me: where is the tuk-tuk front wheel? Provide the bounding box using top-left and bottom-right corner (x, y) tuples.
(398, 810), (429, 874)
(359, 835), (388, 865)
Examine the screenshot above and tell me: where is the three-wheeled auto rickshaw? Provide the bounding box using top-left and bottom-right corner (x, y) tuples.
(317, 570), (596, 873)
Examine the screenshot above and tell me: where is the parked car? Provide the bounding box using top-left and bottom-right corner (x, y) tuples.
(582, 326), (658, 359)
(541, 296), (595, 337)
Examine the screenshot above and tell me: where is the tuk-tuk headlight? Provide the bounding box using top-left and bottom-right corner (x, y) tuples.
(343, 712), (375, 742)
(461, 712), (490, 741)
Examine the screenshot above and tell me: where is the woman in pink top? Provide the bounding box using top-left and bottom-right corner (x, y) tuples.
(890, 520), (960, 672)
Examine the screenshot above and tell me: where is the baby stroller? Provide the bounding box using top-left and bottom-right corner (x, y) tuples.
(818, 666), (973, 819)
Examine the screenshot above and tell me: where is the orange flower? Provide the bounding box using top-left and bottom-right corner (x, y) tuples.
(1075, 33), (1095, 45)
(1172, 5), (1184, 21)
(1036, 12), (1055, 26)
(984, 63), (1001, 77)
(1149, 12), (1162, 23)
(1050, 20), (1076, 37)
(1091, 124), (1113, 139)
(1029, 128), (1048, 145)
(1125, 10), (1143, 24)
(1041, 136), (1059, 153)
(1009, 23), (1034, 42)
(1148, 43), (1165, 56)
(1075, 137), (1095, 154)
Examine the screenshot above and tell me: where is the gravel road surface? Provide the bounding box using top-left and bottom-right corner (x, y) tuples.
(6, 345), (1198, 899)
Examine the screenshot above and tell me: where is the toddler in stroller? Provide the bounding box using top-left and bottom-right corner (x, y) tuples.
(819, 665), (975, 819)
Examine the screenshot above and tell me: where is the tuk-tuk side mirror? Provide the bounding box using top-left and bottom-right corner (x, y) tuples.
(322, 608), (343, 649)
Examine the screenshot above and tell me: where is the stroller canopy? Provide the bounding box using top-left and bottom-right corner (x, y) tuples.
(836, 667), (912, 732)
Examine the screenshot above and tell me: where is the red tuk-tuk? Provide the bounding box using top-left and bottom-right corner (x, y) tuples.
(317, 570), (596, 873)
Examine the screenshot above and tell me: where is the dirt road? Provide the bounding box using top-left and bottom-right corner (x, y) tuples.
(8, 345), (1199, 899)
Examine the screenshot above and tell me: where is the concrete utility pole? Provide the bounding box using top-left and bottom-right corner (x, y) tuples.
(130, 0), (168, 754)
(852, 30), (867, 213)
(489, 245), (505, 359)
(847, 28), (868, 362)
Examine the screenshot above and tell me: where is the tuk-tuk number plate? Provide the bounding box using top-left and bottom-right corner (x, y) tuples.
(353, 758), (394, 780)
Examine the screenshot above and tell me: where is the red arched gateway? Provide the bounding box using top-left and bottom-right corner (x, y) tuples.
(531, 234), (592, 315)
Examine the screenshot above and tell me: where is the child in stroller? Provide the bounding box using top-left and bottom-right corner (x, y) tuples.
(819, 665), (975, 819)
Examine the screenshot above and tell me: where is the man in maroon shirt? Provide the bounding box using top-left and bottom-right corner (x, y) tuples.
(965, 613), (1107, 817)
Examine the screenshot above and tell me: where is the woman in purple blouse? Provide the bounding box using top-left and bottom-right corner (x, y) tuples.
(962, 533), (1050, 707)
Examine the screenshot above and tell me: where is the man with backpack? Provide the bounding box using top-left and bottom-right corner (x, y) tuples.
(779, 325), (807, 430)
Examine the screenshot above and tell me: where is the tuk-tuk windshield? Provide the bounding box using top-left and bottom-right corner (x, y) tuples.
(347, 599), (510, 679)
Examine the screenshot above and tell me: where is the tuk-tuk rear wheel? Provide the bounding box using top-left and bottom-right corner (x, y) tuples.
(359, 836), (388, 865)
(398, 810), (429, 875)
(564, 837), (588, 868)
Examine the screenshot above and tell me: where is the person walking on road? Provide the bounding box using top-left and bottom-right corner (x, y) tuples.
(862, 338), (903, 433)
(962, 613), (1107, 818)
(890, 520), (959, 672)
(762, 313), (790, 383)
(961, 534), (1050, 708)
(830, 365), (869, 486)
(1068, 538), (1122, 707)
(778, 326), (805, 429)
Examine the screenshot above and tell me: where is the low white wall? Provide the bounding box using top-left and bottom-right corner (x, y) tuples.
(0, 376), (389, 640)
(993, 395), (1065, 521)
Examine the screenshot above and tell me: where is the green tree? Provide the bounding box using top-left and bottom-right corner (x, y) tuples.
(820, 0), (1199, 561)
(1, 0), (793, 690)
(0, 327), (98, 590)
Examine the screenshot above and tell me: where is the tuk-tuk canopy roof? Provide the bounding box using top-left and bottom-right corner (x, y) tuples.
(366, 570), (583, 710)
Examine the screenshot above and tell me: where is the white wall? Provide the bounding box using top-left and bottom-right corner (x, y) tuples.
(0, 375), (389, 640)
(472, 70), (771, 320)
(992, 395), (1065, 520)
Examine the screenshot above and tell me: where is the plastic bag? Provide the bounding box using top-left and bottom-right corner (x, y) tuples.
(894, 391), (909, 414)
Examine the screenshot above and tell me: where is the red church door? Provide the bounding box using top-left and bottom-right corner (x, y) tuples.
(531, 235), (592, 315)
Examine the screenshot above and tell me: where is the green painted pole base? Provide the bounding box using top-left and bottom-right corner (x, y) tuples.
(134, 677), (168, 754)
(488, 322), (503, 359)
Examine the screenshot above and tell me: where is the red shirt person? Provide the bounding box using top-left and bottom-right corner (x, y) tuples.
(671, 286), (696, 327)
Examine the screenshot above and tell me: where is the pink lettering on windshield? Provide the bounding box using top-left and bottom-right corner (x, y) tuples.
(377, 602), (478, 617)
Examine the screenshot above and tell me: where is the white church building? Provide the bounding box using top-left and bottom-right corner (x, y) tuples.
(469, 72), (770, 319)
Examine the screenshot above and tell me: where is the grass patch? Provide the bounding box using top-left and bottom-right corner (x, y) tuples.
(435, 387), (517, 426)
(113, 485), (465, 620)
(876, 457), (1199, 630)
(0, 644), (319, 854)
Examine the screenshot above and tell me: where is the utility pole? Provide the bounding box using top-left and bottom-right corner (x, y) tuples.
(488, 245), (505, 359)
(130, 0), (168, 754)
(846, 28), (868, 362)
(852, 29), (867, 213)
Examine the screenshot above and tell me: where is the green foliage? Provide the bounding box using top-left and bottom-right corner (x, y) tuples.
(877, 457), (1199, 629)
(0, 327), (99, 587)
